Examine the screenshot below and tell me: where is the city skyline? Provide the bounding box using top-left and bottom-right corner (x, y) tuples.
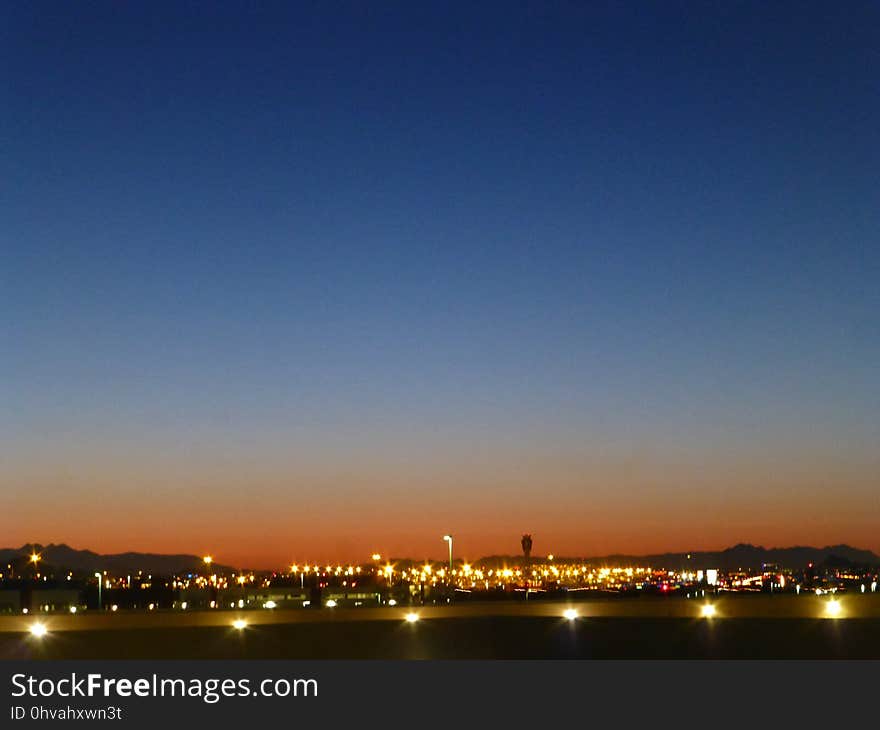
(3, 2), (879, 569)
(4, 539), (878, 574)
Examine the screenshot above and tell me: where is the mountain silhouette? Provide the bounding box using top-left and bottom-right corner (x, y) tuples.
(3, 542), (877, 574)
(479, 543), (880, 571)
(0, 543), (233, 575)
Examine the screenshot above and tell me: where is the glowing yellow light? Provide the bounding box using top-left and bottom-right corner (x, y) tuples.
(563, 608), (578, 621)
(203, 556), (213, 565)
(69, 606), (77, 614)
(29, 622), (48, 638)
(30, 553), (41, 564)
(326, 599), (337, 608)
(371, 553), (381, 561)
(232, 619), (247, 630)
(263, 600), (277, 609)
(701, 604), (716, 618)
(405, 612), (419, 623)
(826, 600), (842, 618)
(388, 599), (397, 606)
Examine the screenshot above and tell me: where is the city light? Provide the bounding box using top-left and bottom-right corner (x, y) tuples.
(29, 622), (48, 638)
(371, 554), (381, 561)
(563, 608), (578, 621)
(405, 613), (420, 623)
(232, 619), (247, 630)
(826, 600), (842, 618)
(69, 606), (77, 614)
(263, 600), (277, 609)
(701, 604), (716, 618)
(388, 599), (397, 606)
(30, 553), (41, 564)
(326, 599), (337, 608)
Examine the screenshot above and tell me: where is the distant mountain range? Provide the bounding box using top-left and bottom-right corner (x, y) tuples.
(477, 543), (880, 571)
(0, 544), (233, 575)
(2, 542), (877, 574)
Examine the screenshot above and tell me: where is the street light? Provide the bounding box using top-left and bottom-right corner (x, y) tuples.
(203, 556), (214, 589)
(442, 535), (453, 576)
(95, 573), (102, 610)
(292, 564), (304, 590)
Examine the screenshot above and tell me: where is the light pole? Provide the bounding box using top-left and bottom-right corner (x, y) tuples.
(203, 556), (214, 608)
(95, 573), (102, 610)
(442, 535), (453, 578)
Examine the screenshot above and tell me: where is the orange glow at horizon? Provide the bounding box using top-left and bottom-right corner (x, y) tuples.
(3, 438), (878, 569)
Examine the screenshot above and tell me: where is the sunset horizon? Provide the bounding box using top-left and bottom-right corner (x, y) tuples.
(4, 2), (878, 586)
(6, 533), (879, 572)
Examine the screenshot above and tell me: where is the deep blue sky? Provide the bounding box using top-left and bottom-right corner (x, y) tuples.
(2, 2), (878, 565)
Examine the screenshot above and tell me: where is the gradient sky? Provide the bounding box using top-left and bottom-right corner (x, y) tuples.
(2, 2), (878, 568)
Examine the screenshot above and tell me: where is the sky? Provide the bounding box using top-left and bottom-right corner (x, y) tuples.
(2, 1), (878, 568)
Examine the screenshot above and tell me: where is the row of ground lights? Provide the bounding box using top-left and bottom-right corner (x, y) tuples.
(24, 599), (847, 639)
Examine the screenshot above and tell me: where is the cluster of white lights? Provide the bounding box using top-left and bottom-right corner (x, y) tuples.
(404, 613), (420, 623)
(29, 623), (48, 638)
(563, 609), (578, 621)
(826, 600), (841, 618)
(701, 604), (716, 618)
(232, 619), (248, 630)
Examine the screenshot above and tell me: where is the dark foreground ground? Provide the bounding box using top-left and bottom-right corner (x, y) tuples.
(5, 617), (880, 659)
